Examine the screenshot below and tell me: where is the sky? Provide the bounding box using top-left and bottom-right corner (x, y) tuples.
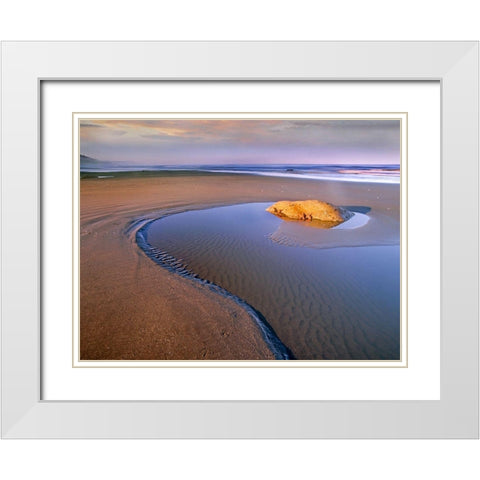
(80, 119), (400, 166)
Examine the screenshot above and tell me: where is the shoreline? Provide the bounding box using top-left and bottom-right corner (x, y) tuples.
(80, 172), (400, 360)
(135, 216), (295, 360)
(81, 168), (400, 185)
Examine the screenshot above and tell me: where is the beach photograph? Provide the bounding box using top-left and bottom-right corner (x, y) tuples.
(78, 116), (402, 362)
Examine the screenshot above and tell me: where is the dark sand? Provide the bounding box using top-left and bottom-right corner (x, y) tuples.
(80, 172), (399, 360)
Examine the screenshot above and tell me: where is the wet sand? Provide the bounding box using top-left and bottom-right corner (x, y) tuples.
(80, 172), (399, 360)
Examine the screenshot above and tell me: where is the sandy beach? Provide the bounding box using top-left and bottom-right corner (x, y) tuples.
(80, 172), (399, 360)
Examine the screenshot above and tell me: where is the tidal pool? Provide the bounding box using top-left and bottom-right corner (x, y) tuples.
(143, 202), (400, 360)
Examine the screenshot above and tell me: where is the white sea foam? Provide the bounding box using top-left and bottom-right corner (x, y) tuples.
(204, 169), (400, 184)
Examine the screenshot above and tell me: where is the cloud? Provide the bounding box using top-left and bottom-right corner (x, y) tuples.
(80, 118), (401, 165)
(80, 122), (105, 128)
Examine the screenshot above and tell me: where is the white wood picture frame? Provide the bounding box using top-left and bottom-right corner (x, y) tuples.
(1, 41), (478, 438)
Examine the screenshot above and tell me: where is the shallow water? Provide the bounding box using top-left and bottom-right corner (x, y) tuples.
(145, 202), (400, 360)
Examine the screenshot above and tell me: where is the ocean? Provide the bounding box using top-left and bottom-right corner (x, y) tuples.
(81, 163), (400, 184)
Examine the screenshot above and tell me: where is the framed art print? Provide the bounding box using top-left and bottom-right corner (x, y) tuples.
(1, 41), (478, 438)
(73, 111), (407, 370)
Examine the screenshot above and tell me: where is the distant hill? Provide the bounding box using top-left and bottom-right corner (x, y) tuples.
(80, 154), (102, 164)
(80, 154), (112, 170)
